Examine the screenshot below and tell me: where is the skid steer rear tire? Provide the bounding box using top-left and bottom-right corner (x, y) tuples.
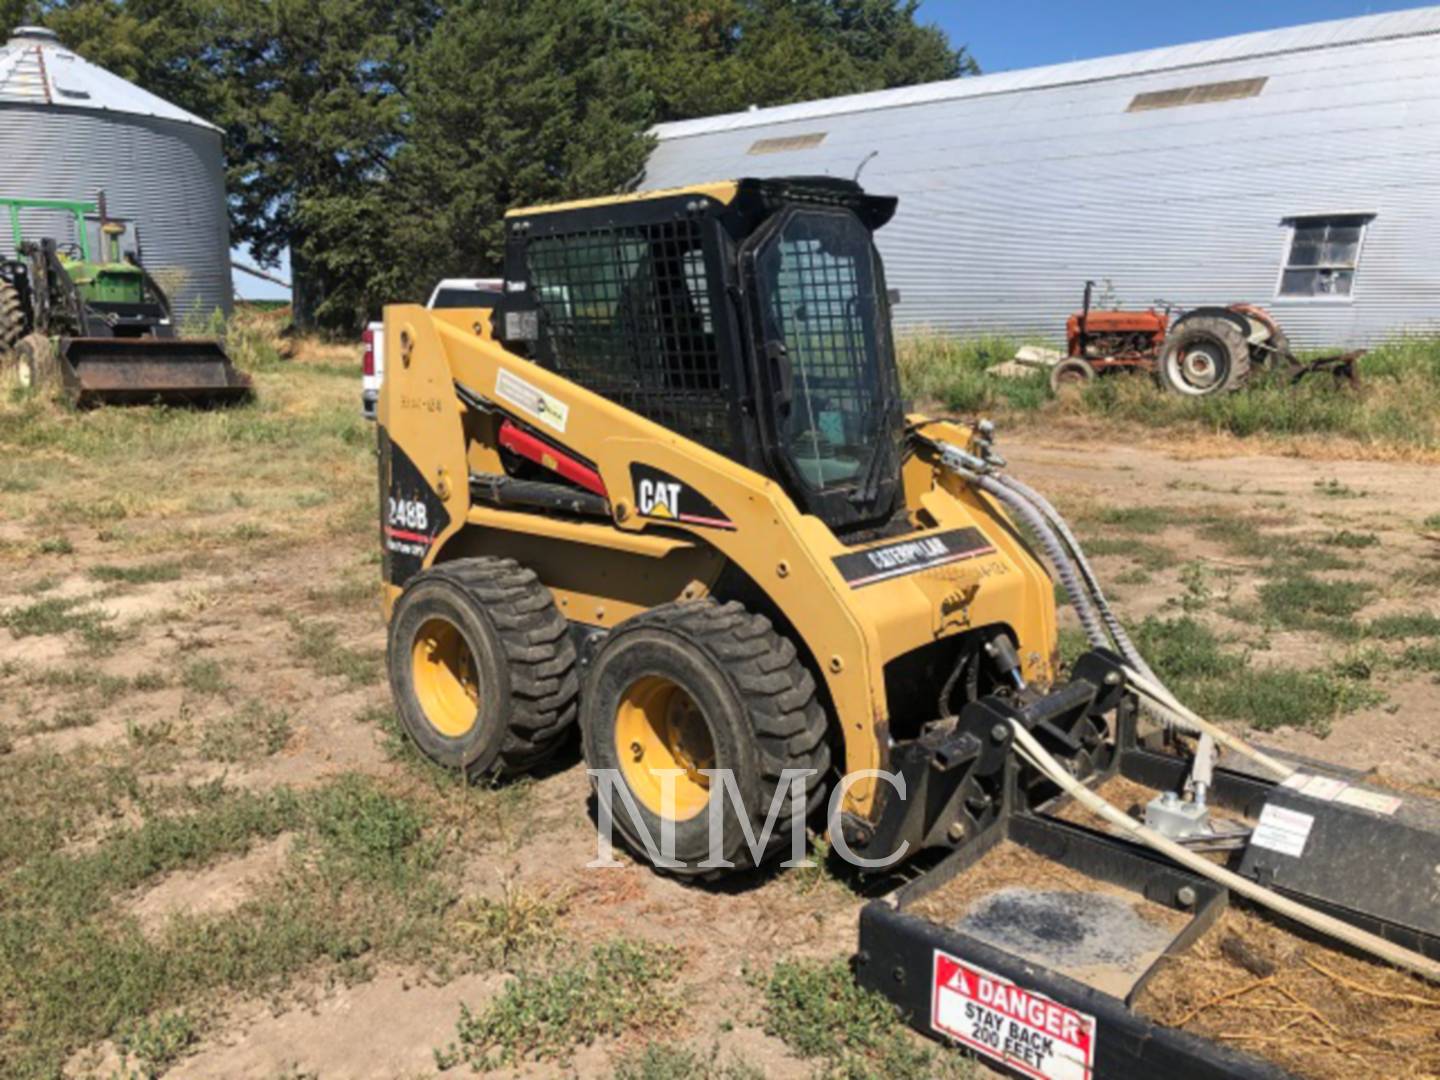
(581, 599), (831, 879)
(387, 557), (578, 779)
(1157, 316), (1250, 397)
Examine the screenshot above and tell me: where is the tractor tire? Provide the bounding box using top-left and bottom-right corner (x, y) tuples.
(0, 279), (24, 353)
(14, 333), (57, 392)
(1157, 316), (1251, 397)
(1049, 358), (1096, 394)
(581, 599), (831, 879)
(387, 556), (578, 780)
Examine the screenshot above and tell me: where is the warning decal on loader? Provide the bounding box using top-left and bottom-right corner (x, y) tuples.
(932, 950), (1095, 1080)
(496, 367), (569, 434)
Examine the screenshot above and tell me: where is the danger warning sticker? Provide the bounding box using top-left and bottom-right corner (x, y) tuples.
(932, 950), (1095, 1080)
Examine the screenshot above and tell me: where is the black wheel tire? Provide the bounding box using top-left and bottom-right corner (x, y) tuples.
(0, 279), (24, 354)
(1157, 316), (1251, 397)
(14, 333), (56, 392)
(1049, 358), (1096, 394)
(387, 556), (578, 779)
(581, 599), (831, 879)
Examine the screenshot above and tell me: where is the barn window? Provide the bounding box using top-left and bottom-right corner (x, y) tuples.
(1278, 214), (1373, 299)
(1127, 77), (1267, 112)
(748, 132), (827, 155)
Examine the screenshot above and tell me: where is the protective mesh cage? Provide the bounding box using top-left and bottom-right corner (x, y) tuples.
(756, 209), (893, 494)
(525, 219), (731, 453)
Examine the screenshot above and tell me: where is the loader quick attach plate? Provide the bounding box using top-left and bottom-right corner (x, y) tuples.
(59, 337), (252, 406)
(857, 814), (1291, 1080)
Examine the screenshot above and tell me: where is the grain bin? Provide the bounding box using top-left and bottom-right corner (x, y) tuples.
(0, 25), (231, 325)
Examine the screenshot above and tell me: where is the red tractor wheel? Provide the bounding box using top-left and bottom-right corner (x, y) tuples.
(1049, 358), (1097, 394)
(1157, 317), (1250, 397)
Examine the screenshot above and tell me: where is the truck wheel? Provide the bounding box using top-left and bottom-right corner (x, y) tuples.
(1158, 317), (1250, 396)
(581, 600), (831, 878)
(387, 557), (578, 779)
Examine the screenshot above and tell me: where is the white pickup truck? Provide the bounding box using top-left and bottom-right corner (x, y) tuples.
(362, 277), (504, 420)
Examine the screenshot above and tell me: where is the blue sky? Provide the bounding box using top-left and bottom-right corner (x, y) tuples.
(920, 0), (1429, 72)
(233, 0), (1431, 301)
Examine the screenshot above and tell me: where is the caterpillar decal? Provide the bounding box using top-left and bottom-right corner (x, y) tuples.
(630, 463), (735, 530)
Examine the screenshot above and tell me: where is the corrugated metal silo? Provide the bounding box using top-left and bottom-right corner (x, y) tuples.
(0, 25), (231, 325)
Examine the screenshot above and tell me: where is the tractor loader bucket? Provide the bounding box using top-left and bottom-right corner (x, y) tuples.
(57, 337), (252, 407)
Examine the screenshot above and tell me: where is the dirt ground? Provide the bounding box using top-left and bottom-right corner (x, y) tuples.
(2, 365), (1438, 1079)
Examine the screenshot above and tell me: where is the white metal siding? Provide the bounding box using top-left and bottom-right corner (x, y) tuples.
(644, 14), (1440, 348)
(0, 105), (232, 323)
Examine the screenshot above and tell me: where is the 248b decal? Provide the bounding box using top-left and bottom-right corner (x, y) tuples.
(378, 426), (451, 585)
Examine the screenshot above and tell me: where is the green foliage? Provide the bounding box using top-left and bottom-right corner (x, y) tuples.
(116, 1010), (198, 1079)
(1255, 573), (1372, 635)
(1132, 615), (1381, 734)
(199, 701), (292, 763)
(897, 333), (1440, 449)
(305, 775), (426, 885)
(615, 1043), (765, 1080)
(441, 939), (683, 1068)
(288, 616), (383, 686)
(36, 0), (971, 331)
(898, 334), (1049, 412)
(0, 595), (112, 639)
(1323, 529), (1378, 549)
(1370, 613), (1440, 640)
(180, 657), (230, 697)
(88, 562), (184, 585)
(0, 766), (454, 1077)
(760, 958), (968, 1079)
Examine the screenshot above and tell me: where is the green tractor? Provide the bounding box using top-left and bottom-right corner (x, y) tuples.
(0, 194), (251, 405)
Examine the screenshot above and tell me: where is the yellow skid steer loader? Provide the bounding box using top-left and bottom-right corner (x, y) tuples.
(378, 178), (1440, 1079)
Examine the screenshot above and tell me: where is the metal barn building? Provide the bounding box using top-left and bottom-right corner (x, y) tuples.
(0, 26), (231, 323)
(643, 8), (1440, 348)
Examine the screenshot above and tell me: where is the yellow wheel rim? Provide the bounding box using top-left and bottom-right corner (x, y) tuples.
(615, 675), (716, 820)
(411, 616), (480, 738)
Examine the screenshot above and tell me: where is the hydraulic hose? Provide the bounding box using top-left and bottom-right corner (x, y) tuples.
(965, 471), (1111, 652)
(993, 471), (1159, 686)
(1010, 721), (1440, 983)
(939, 441), (1294, 777)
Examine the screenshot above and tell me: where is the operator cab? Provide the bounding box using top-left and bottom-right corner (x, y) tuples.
(496, 177), (905, 535)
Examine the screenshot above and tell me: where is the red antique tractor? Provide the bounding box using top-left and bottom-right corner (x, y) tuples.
(1052, 281), (1293, 397)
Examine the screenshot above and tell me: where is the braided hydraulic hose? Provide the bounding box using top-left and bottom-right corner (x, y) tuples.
(937, 440), (1293, 778)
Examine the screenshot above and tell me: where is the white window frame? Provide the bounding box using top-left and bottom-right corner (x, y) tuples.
(1274, 213), (1374, 304)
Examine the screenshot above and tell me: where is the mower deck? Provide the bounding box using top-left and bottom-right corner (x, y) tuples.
(857, 725), (1440, 1079)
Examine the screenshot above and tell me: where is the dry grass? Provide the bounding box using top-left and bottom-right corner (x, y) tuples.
(1140, 907), (1440, 1079)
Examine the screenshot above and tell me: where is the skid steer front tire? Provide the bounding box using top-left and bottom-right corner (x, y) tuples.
(387, 557), (578, 779)
(581, 600), (831, 879)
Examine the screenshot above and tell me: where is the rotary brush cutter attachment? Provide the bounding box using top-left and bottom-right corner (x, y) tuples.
(853, 433), (1440, 1080)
